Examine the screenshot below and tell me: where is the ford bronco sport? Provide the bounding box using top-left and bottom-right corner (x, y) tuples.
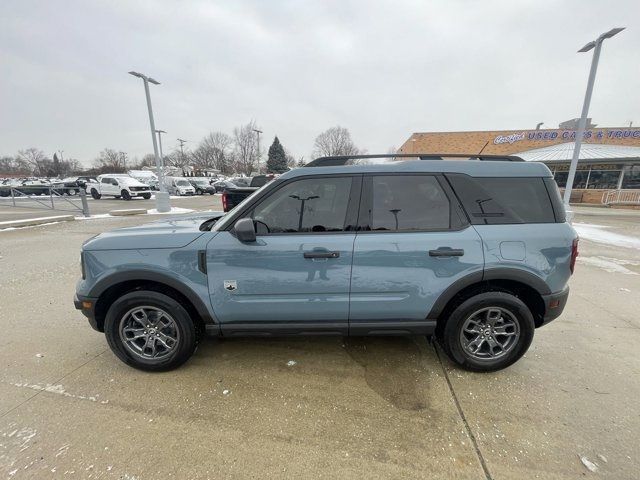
(74, 154), (577, 372)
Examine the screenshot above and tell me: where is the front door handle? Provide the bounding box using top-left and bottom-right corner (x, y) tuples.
(303, 251), (340, 259)
(429, 248), (464, 257)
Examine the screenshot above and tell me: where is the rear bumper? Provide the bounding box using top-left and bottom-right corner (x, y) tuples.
(74, 294), (101, 332)
(540, 286), (570, 326)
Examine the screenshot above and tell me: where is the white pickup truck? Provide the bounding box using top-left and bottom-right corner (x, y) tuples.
(89, 174), (152, 201)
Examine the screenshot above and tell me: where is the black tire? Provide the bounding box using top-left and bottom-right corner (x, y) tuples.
(142, 193), (151, 200)
(438, 292), (534, 372)
(121, 190), (131, 201)
(196, 188), (203, 195)
(90, 188), (101, 200)
(104, 290), (198, 371)
(67, 189), (77, 196)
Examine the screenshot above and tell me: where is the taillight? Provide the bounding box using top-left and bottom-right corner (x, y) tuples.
(570, 238), (579, 274)
(222, 192), (228, 211)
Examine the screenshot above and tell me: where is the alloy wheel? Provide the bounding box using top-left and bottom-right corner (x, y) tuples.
(119, 306), (180, 360)
(459, 307), (520, 360)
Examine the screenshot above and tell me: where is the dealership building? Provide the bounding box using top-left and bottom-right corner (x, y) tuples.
(398, 124), (640, 204)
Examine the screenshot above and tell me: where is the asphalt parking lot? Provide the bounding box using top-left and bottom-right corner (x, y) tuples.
(0, 204), (639, 479)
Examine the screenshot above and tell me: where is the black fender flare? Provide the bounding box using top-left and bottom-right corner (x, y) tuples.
(88, 269), (215, 324)
(426, 268), (550, 320)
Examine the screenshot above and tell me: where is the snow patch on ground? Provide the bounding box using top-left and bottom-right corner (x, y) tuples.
(577, 256), (639, 275)
(0, 221), (61, 232)
(146, 207), (194, 215)
(573, 223), (640, 250)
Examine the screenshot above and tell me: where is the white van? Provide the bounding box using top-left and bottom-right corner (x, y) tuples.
(164, 177), (195, 196)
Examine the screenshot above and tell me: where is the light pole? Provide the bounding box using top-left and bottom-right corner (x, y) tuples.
(562, 27), (625, 213)
(253, 128), (262, 173)
(155, 129), (166, 188)
(128, 70), (170, 212)
(177, 138), (187, 164)
(535, 122), (544, 130)
(155, 130), (166, 162)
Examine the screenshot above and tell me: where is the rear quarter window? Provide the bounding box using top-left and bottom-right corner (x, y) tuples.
(446, 174), (556, 224)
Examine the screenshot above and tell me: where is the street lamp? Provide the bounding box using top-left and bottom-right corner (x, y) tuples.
(562, 28), (625, 214)
(128, 70), (170, 212)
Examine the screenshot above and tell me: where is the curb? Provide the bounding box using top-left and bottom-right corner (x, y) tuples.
(0, 215), (75, 229)
(109, 209), (148, 217)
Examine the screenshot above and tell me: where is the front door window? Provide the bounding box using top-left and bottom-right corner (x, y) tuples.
(249, 177), (353, 233)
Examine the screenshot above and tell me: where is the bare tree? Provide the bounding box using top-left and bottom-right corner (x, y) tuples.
(233, 121), (259, 176)
(192, 131), (233, 174)
(284, 148), (298, 169)
(166, 150), (191, 169)
(312, 126), (361, 158)
(0, 155), (30, 175)
(17, 148), (49, 175)
(93, 148), (128, 172)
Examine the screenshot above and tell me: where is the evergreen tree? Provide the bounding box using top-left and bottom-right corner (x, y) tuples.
(266, 136), (288, 173)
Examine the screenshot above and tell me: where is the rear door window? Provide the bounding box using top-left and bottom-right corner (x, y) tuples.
(367, 175), (452, 231)
(446, 175), (555, 224)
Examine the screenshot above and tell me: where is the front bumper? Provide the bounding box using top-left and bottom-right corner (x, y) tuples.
(540, 286), (570, 326)
(74, 294), (101, 332)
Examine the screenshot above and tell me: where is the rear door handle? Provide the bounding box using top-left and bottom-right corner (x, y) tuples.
(429, 248), (464, 257)
(303, 251), (340, 259)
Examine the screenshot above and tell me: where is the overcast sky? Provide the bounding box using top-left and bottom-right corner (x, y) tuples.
(1, 0), (638, 165)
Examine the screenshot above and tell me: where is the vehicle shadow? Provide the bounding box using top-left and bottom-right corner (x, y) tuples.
(194, 335), (440, 412)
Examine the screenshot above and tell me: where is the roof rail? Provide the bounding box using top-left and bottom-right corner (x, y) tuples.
(305, 153), (524, 167)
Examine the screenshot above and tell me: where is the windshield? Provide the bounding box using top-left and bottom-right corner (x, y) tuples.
(213, 182), (273, 231)
(194, 180), (208, 185)
(176, 180), (190, 186)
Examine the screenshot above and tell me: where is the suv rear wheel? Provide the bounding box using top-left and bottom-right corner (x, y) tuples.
(104, 290), (198, 371)
(90, 188), (101, 200)
(439, 292), (534, 372)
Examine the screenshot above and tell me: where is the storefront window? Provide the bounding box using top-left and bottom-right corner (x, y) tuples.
(587, 170), (621, 189)
(622, 165), (640, 189)
(554, 171), (588, 188)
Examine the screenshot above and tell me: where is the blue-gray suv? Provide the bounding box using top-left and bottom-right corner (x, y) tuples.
(74, 154), (578, 372)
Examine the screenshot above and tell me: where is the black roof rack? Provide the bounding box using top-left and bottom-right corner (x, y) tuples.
(304, 153), (524, 167)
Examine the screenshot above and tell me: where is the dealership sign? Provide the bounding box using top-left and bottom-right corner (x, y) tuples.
(494, 129), (640, 145)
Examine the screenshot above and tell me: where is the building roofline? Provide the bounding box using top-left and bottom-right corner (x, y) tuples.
(407, 126), (640, 136)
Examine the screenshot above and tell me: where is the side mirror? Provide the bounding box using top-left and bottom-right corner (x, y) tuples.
(234, 218), (256, 243)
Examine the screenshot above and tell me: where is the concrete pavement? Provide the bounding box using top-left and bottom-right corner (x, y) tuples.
(0, 208), (638, 479)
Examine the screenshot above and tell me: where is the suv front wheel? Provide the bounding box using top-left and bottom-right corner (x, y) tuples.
(439, 292), (534, 372)
(104, 290), (198, 371)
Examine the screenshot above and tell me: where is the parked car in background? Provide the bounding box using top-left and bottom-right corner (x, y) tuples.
(50, 177), (86, 196)
(189, 178), (216, 195)
(74, 154), (577, 372)
(164, 177), (196, 196)
(212, 179), (237, 193)
(89, 174), (152, 200)
(221, 174), (275, 212)
(15, 179), (51, 196)
(76, 176), (98, 188)
(0, 179), (20, 197)
(128, 170), (159, 191)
